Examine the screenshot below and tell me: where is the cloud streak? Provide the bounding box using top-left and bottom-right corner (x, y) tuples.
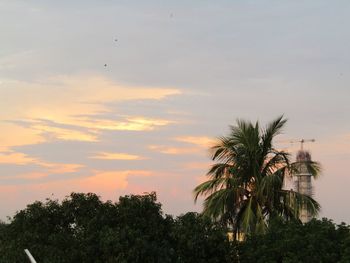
(0, 75), (182, 150)
(0, 151), (84, 175)
(148, 145), (200, 155)
(175, 136), (216, 148)
(91, 152), (145, 160)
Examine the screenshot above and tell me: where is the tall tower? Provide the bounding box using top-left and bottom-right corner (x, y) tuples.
(295, 150), (313, 223)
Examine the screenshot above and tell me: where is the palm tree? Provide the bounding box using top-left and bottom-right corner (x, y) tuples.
(194, 116), (321, 237)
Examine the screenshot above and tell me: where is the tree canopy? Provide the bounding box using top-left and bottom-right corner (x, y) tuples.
(194, 116), (321, 236)
(238, 218), (350, 263)
(0, 192), (349, 262)
(0, 192), (233, 263)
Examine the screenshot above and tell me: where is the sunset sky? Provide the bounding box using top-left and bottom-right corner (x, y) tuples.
(0, 1), (349, 223)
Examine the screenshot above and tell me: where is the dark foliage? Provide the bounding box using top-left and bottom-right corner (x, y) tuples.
(238, 218), (350, 263)
(172, 212), (233, 263)
(1, 192), (349, 263)
(0, 192), (233, 263)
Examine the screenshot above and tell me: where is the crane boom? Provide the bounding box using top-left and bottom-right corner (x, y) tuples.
(298, 139), (315, 150)
(276, 139), (315, 150)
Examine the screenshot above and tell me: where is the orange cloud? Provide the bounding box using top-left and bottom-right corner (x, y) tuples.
(80, 170), (152, 192)
(0, 152), (37, 165)
(1, 76), (181, 122)
(0, 123), (44, 152)
(39, 163), (84, 174)
(0, 75), (181, 149)
(112, 117), (173, 131)
(81, 171), (130, 190)
(148, 145), (200, 155)
(175, 136), (215, 148)
(0, 151), (83, 174)
(91, 152), (145, 160)
(74, 117), (174, 132)
(14, 116), (173, 145)
(31, 123), (98, 142)
(0, 170), (155, 219)
(148, 136), (215, 155)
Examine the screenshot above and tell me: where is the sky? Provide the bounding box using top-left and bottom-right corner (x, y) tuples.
(0, 0), (349, 223)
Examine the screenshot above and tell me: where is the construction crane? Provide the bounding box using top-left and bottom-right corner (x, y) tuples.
(279, 139), (315, 151)
(292, 139), (315, 151)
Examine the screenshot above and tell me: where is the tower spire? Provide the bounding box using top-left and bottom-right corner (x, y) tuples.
(295, 142), (314, 223)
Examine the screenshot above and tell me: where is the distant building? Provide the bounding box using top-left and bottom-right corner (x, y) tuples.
(294, 150), (313, 223)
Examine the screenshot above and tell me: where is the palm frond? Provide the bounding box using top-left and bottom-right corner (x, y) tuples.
(261, 151), (290, 177)
(202, 188), (240, 220)
(261, 115), (287, 148)
(207, 163), (233, 179)
(194, 116), (321, 236)
(280, 189), (320, 217)
(290, 160), (322, 178)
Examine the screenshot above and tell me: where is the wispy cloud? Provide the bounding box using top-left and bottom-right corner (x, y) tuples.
(0, 152), (37, 165)
(40, 163), (84, 174)
(82, 170), (153, 191)
(174, 136), (215, 148)
(31, 122), (98, 142)
(0, 75), (181, 150)
(148, 136), (215, 155)
(0, 151), (83, 174)
(71, 116), (174, 131)
(0, 123), (44, 152)
(0, 169), (154, 199)
(91, 152), (145, 160)
(148, 145), (199, 155)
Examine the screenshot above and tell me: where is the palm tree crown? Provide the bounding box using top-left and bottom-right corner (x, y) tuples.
(194, 116), (321, 236)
